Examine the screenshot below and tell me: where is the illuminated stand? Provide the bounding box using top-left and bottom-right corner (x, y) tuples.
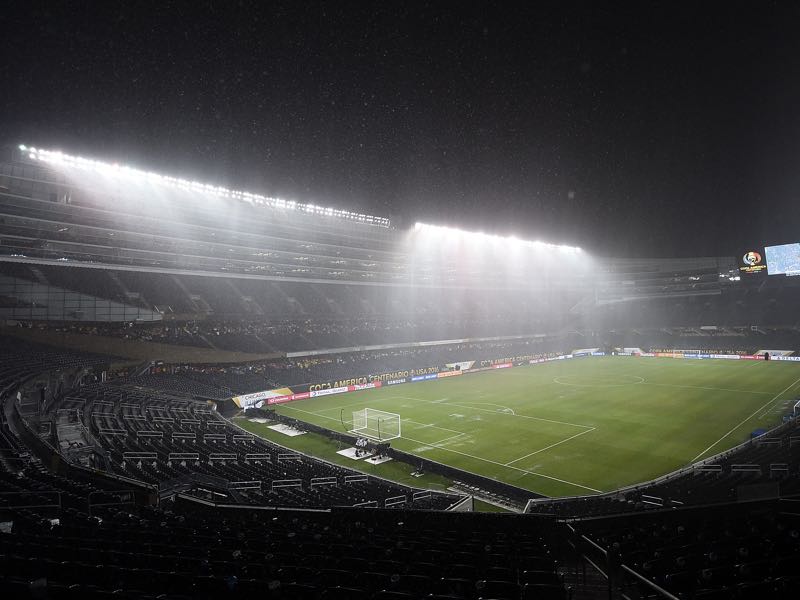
(413, 221), (583, 253)
(350, 408), (401, 442)
(18, 145), (391, 228)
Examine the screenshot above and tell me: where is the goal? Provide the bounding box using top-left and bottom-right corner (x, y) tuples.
(350, 408), (401, 441)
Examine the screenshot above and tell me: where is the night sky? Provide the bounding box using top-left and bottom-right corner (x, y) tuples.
(3, 2), (800, 257)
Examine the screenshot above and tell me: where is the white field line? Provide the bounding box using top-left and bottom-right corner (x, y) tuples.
(441, 400), (592, 430)
(280, 401), (603, 494)
(304, 394), (594, 430)
(315, 399), (375, 414)
(691, 375), (800, 462)
(281, 404), (353, 425)
(758, 399), (792, 419)
(386, 396), (593, 430)
(401, 434), (603, 494)
(504, 427), (597, 466)
(405, 421), (433, 427)
(402, 419), (463, 435)
(640, 382), (772, 395)
(317, 402), (470, 433)
(758, 386), (800, 418)
(452, 401), (516, 415)
(430, 432), (469, 445)
(758, 406), (786, 420)
(282, 404), (462, 439)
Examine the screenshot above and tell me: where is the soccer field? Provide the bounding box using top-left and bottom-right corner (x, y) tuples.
(272, 357), (800, 497)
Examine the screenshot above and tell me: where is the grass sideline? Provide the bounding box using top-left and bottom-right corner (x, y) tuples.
(271, 356), (800, 498)
(235, 419), (516, 512)
(233, 418), (454, 491)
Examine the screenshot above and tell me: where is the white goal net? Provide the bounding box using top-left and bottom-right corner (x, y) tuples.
(350, 408), (401, 441)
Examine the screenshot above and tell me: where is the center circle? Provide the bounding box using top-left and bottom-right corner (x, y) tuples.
(553, 374), (645, 387)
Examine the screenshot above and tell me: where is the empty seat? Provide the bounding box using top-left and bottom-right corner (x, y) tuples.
(476, 579), (520, 599)
(522, 583), (566, 600)
(321, 586), (370, 600)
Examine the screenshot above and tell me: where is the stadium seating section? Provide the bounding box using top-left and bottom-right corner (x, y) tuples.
(3, 155), (800, 598)
(1, 334), (800, 598)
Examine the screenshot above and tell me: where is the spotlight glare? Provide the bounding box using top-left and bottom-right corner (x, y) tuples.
(412, 221), (583, 253)
(18, 144), (391, 228)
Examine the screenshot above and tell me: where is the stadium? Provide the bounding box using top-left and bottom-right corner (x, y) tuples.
(1, 142), (800, 600)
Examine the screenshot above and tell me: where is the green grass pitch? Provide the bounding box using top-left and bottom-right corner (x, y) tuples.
(272, 357), (800, 497)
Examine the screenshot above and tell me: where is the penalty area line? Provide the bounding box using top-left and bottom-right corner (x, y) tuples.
(640, 382), (772, 395)
(504, 427), (596, 466)
(430, 432), (469, 445)
(403, 434), (603, 494)
(281, 404), (353, 426)
(280, 403), (602, 494)
(451, 401), (516, 415)
(442, 400), (593, 429)
(401, 419), (464, 435)
(347, 394), (594, 430)
(691, 374), (800, 462)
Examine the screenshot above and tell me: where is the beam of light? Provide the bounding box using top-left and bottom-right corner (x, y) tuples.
(413, 222), (582, 253)
(19, 144), (391, 228)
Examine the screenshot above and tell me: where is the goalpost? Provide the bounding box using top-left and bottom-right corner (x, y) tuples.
(350, 408), (401, 442)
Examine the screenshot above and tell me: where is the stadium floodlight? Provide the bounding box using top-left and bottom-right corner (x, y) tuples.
(412, 221), (582, 253)
(18, 144), (391, 228)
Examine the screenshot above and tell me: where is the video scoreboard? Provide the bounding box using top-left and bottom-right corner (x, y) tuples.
(765, 242), (800, 276)
(738, 242), (800, 277)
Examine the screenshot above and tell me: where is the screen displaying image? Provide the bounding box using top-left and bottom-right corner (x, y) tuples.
(765, 243), (800, 276)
